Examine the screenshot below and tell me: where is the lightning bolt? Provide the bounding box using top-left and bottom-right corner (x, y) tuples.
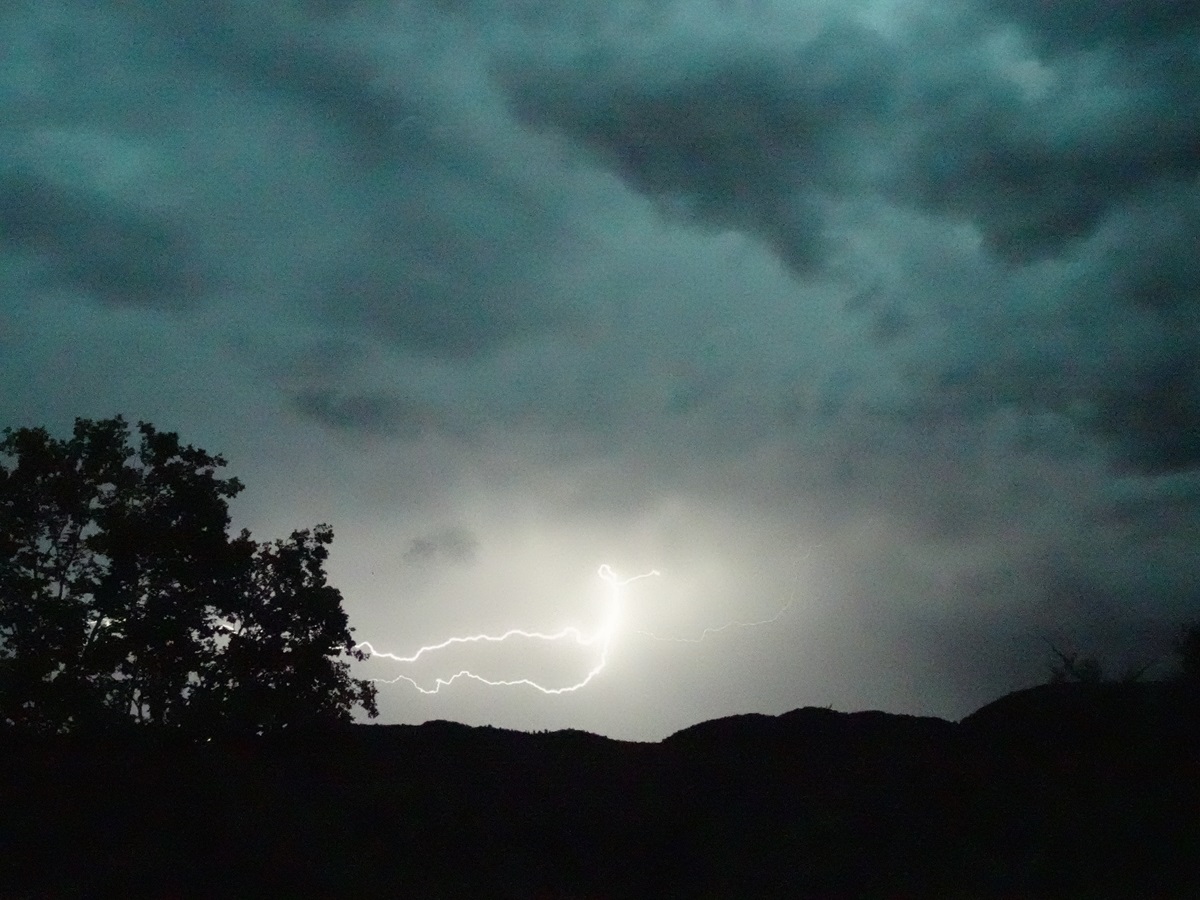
(359, 566), (800, 695)
(355, 565), (659, 695)
(354, 525), (878, 700)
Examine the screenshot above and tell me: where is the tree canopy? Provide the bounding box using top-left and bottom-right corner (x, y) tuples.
(0, 416), (377, 733)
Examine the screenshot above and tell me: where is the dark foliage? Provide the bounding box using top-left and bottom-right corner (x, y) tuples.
(0, 416), (376, 733)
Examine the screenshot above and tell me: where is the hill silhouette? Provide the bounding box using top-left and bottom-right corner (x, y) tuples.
(2, 682), (1196, 898)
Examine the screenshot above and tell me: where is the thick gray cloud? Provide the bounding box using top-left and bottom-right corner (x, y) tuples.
(2, 0), (1198, 738)
(498, 0), (1200, 269)
(984, 0), (1200, 50)
(291, 388), (434, 439)
(0, 166), (204, 307)
(900, 45), (1200, 262)
(2, 0), (586, 358)
(499, 19), (896, 272)
(146, 4), (422, 164)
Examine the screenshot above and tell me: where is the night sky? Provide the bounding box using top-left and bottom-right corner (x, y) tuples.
(2, 0), (1197, 740)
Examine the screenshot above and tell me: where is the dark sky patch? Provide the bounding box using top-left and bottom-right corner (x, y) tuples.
(138, 3), (428, 166)
(0, 168), (204, 308)
(984, 0), (1200, 51)
(897, 3), (1200, 261)
(499, 21), (897, 273)
(403, 525), (479, 565)
(291, 388), (434, 439)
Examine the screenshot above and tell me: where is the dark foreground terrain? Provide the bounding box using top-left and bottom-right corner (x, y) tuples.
(2, 682), (1197, 898)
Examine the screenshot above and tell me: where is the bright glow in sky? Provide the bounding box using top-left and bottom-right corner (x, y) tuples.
(357, 564), (659, 694)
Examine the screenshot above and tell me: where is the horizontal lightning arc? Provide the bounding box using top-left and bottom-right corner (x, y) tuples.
(368, 659), (608, 696)
(355, 564), (659, 694)
(354, 626), (593, 664)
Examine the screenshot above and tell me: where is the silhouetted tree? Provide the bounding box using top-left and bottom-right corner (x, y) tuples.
(197, 526), (378, 732)
(89, 422), (247, 727)
(0, 418), (136, 729)
(0, 416), (377, 732)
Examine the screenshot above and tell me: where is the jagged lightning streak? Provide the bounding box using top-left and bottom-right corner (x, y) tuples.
(355, 565), (659, 695)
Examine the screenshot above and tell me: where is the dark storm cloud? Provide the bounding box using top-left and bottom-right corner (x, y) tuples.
(900, 65), (1200, 263)
(402, 526), (479, 565)
(291, 388), (435, 439)
(896, 0), (1200, 263)
(973, 185), (1200, 474)
(321, 175), (576, 356)
(0, 168), (203, 308)
(1104, 471), (1200, 531)
(499, 21), (897, 272)
(1091, 355), (1200, 474)
(1074, 186), (1200, 315)
(7, 0), (1195, 476)
(133, 2), (427, 166)
(275, 338), (366, 381)
(983, 0), (1200, 50)
(3, 0), (582, 358)
(134, 0), (587, 356)
(499, 2), (1199, 268)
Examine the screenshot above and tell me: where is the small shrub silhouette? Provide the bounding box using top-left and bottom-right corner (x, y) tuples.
(1046, 644), (1108, 684)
